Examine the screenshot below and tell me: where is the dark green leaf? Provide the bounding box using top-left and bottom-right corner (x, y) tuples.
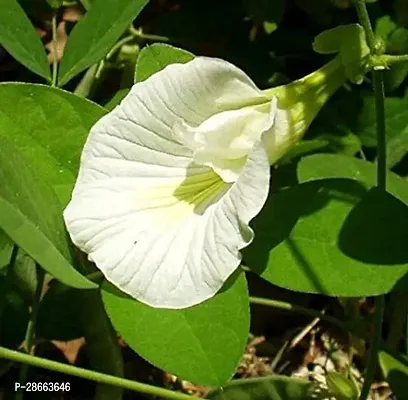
(339, 187), (408, 265)
(135, 43), (194, 83)
(0, 0), (50, 80)
(355, 95), (408, 147)
(101, 271), (249, 386)
(0, 136), (95, 289)
(244, 178), (408, 296)
(58, 0), (148, 86)
(208, 376), (312, 400)
(379, 350), (408, 400)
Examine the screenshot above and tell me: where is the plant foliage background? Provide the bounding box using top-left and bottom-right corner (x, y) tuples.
(1, 0), (408, 399)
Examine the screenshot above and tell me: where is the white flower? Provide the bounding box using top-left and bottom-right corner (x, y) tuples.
(64, 55), (346, 309)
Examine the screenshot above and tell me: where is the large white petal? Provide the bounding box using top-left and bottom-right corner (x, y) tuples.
(65, 142), (269, 308)
(64, 56), (271, 308)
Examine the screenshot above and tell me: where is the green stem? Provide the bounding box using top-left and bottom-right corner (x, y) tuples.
(386, 292), (408, 350)
(16, 266), (45, 400)
(353, 2), (387, 400)
(373, 70), (387, 189)
(352, 0), (377, 53)
(51, 13), (58, 87)
(359, 297), (385, 400)
(0, 346), (200, 400)
(106, 36), (135, 60)
(249, 296), (362, 334)
(128, 26), (169, 43)
(379, 54), (408, 65)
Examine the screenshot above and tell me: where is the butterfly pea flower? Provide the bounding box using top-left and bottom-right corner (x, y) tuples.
(64, 54), (346, 309)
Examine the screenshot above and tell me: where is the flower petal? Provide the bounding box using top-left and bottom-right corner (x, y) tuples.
(64, 56), (272, 308)
(64, 140), (269, 308)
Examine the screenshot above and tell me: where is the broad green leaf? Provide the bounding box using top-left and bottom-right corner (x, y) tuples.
(355, 95), (408, 147)
(379, 350), (408, 400)
(297, 154), (408, 201)
(0, 83), (106, 204)
(0, 136), (95, 289)
(208, 376), (312, 400)
(58, 0), (148, 86)
(101, 272), (249, 386)
(0, 0), (50, 80)
(135, 43), (194, 83)
(0, 232), (13, 270)
(243, 178), (408, 296)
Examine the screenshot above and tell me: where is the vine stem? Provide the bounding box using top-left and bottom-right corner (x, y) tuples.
(51, 12), (58, 87)
(16, 266), (45, 400)
(0, 346), (200, 400)
(353, 1), (386, 399)
(249, 297), (362, 333)
(352, 0), (377, 53)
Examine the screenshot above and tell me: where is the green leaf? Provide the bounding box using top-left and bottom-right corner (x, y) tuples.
(58, 0), (148, 86)
(355, 95), (408, 147)
(313, 24), (366, 54)
(339, 187), (408, 265)
(0, 136), (95, 289)
(101, 272), (249, 386)
(326, 372), (359, 400)
(207, 376), (312, 400)
(0, 83), (106, 205)
(0, 0), (50, 80)
(243, 153), (408, 296)
(379, 350), (408, 400)
(135, 43), (194, 83)
(0, 232), (13, 270)
(313, 24), (369, 84)
(297, 154), (408, 199)
(386, 126), (408, 168)
(375, 15), (397, 40)
(243, 177), (408, 296)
